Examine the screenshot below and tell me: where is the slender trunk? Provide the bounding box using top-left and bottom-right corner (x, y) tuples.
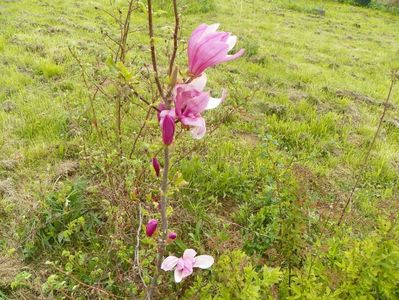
(147, 146), (170, 299)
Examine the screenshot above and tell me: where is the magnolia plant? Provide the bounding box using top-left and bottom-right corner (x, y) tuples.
(146, 21), (243, 296)
(159, 23), (244, 142)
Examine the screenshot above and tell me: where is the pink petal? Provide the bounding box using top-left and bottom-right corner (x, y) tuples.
(194, 255), (214, 269)
(226, 35), (237, 51)
(191, 42), (229, 75)
(188, 24), (207, 62)
(201, 23), (220, 37)
(181, 117), (206, 140)
(174, 268), (183, 283)
(206, 89), (227, 110)
(181, 267), (193, 279)
(190, 73), (207, 92)
(222, 48), (245, 63)
(161, 256), (179, 271)
(173, 85), (209, 116)
(183, 249), (197, 259)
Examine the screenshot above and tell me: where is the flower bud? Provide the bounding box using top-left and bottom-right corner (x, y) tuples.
(146, 219), (158, 237)
(168, 232), (177, 240)
(160, 110), (176, 145)
(152, 157), (160, 177)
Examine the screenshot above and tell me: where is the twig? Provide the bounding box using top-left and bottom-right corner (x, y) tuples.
(68, 47), (105, 142)
(337, 74), (396, 226)
(168, 0), (179, 76)
(147, 0), (166, 102)
(119, 0), (136, 63)
(134, 203), (147, 288)
(95, 6), (123, 26)
(129, 107), (154, 159)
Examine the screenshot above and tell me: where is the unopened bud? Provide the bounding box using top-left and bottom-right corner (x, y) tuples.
(146, 219), (158, 237)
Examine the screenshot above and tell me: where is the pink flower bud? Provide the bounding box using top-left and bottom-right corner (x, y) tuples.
(146, 219), (158, 237)
(168, 232), (177, 240)
(152, 157), (160, 177)
(159, 109), (176, 145)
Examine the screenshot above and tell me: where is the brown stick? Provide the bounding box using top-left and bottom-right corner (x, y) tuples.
(147, 0), (166, 101)
(337, 74), (396, 226)
(119, 0), (136, 63)
(168, 0), (179, 76)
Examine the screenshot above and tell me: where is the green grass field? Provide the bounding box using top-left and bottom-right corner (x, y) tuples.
(1, 0), (399, 299)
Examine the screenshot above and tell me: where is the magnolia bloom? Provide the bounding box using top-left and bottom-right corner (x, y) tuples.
(146, 219), (158, 237)
(152, 157), (160, 177)
(161, 249), (214, 283)
(173, 74), (226, 139)
(188, 23), (244, 76)
(159, 109), (176, 145)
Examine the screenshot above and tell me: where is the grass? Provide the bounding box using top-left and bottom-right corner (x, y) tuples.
(0, 0), (399, 298)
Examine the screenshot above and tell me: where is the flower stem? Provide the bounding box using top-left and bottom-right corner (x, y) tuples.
(147, 145), (170, 299)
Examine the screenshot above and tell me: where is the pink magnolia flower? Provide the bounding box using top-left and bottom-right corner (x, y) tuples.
(173, 75), (226, 139)
(152, 157), (160, 177)
(188, 23), (244, 76)
(146, 219), (158, 237)
(159, 109), (176, 145)
(161, 249), (214, 283)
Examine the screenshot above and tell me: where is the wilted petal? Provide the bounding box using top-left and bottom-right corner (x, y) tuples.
(174, 268), (183, 283)
(194, 255), (214, 269)
(183, 249), (197, 259)
(161, 256), (179, 271)
(206, 89), (227, 110)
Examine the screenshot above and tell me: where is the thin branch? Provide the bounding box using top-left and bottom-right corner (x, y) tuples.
(168, 0), (179, 76)
(95, 6), (123, 26)
(337, 74), (396, 226)
(129, 107), (154, 159)
(103, 31), (124, 48)
(119, 0), (136, 63)
(147, 0), (166, 102)
(134, 203), (147, 288)
(68, 47), (105, 142)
